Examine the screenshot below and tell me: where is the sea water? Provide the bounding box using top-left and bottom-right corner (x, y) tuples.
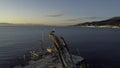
(0, 26), (120, 68)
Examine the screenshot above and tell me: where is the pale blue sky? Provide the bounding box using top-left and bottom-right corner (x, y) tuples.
(0, 0), (120, 25)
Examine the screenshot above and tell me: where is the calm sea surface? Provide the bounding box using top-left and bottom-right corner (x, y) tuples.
(0, 26), (120, 68)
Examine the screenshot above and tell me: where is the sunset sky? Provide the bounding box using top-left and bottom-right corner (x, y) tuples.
(0, 0), (120, 26)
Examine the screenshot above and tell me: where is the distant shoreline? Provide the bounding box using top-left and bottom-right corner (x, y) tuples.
(75, 25), (120, 29)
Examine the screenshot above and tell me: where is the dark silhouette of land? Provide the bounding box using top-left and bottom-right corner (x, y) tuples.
(74, 17), (120, 28)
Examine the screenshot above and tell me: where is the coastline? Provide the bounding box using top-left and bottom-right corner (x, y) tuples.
(75, 25), (120, 29)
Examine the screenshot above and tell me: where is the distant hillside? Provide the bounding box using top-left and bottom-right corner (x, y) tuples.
(0, 23), (45, 26)
(75, 17), (120, 26)
(0, 23), (14, 26)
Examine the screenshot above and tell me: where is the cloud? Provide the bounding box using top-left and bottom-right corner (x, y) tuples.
(65, 18), (80, 21)
(63, 17), (100, 24)
(83, 17), (103, 19)
(86, 17), (98, 19)
(62, 18), (86, 25)
(64, 18), (84, 22)
(65, 17), (102, 22)
(46, 13), (64, 17)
